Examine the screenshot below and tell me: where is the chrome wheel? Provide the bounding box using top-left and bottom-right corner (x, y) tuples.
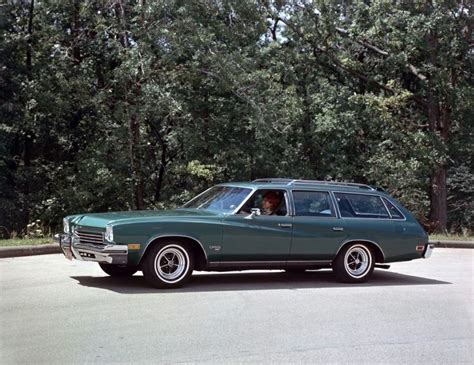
(333, 243), (374, 283)
(154, 245), (189, 283)
(344, 245), (371, 278)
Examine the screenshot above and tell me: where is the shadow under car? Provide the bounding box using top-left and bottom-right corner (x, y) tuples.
(71, 269), (450, 294)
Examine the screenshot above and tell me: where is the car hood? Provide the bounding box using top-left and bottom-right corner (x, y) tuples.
(69, 209), (221, 229)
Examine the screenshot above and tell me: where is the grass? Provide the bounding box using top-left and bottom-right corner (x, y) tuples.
(429, 234), (474, 241)
(0, 237), (53, 247)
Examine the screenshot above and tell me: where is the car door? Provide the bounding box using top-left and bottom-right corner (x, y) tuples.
(289, 190), (346, 261)
(220, 189), (293, 263)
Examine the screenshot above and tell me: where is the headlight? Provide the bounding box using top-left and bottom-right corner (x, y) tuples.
(63, 218), (70, 233)
(105, 225), (114, 242)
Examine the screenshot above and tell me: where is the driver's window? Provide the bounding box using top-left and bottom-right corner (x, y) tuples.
(238, 190), (288, 216)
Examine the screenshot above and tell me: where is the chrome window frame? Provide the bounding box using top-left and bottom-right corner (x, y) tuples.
(230, 188), (257, 215)
(381, 197), (406, 220)
(290, 189), (336, 218)
(232, 188), (292, 216)
(332, 191), (406, 221)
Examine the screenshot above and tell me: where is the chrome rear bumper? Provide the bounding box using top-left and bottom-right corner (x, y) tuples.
(423, 243), (434, 259)
(54, 233), (128, 264)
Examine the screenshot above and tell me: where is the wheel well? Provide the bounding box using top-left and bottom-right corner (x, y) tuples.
(140, 236), (208, 270)
(336, 240), (385, 263)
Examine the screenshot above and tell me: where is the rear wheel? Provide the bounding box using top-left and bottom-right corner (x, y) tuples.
(333, 243), (374, 283)
(142, 241), (194, 289)
(99, 263), (138, 277)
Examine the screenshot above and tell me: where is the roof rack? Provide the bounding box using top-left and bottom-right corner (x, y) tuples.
(252, 178), (376, 191)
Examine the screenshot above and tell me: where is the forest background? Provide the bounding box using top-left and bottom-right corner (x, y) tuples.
(0, 0), (472, 237)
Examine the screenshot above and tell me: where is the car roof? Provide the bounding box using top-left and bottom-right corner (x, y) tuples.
(218, 179), (383, 194)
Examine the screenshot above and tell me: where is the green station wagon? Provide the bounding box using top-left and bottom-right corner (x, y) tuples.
(55, 179), (433, 288)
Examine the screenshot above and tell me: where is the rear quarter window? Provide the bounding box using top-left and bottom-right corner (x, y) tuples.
(334, 193), (390, 219)
(382, 197), (405, 220)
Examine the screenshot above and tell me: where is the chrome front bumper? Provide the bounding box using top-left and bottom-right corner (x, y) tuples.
(54, 233), (128, 264)
(423, 243), (434, 259)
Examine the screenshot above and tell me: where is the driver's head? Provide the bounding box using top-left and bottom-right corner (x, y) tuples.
(262, 191), (282, 211)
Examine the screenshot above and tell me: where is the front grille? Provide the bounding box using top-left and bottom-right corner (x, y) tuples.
(75, 230), (105, 245)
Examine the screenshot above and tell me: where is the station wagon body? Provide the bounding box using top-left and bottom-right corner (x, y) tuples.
(56, 179), (433, 288)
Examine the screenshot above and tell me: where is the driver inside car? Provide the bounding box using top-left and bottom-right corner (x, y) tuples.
(261, 191), (283, 215)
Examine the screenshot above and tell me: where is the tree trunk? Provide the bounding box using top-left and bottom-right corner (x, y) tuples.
(23, 0), (35, 227)
(71, 0), (81, 63)
(427, 100), (449, 233)
(26, 0), (34, 79)
(154, 143), (166, 203)
(129, 114), (145, 210)
(426, 29), (449, 233)
(298, 78), (319, 173)
(116, 1), (144, 210)
(429, 164), (448, 233)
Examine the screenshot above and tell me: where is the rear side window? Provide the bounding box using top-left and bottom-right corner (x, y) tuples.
(293, 191), (335, 217)
(382, 198), (405, 220)
(334, 193), (389, 219)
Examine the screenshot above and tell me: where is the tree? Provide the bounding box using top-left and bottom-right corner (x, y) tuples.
(0, 0), (472, 235)
(265, 0), (473, 232)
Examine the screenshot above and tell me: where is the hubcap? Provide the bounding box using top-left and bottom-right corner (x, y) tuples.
(344, 246), (370, 278)
(155, 246), (188, 282)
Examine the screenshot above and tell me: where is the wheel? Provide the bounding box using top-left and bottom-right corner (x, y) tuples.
(99, 263), (138, 277)
(142, 241), (194, 289)
(333, 243), (374, 283)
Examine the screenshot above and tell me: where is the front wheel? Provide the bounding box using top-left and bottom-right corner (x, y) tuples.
(142, 241), (194, 289)
(333, 243), (374, 283)
(99, 263), (138, 277)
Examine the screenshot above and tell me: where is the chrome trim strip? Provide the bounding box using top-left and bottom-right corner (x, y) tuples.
(207, 260), (332, 269)
(253, 178), (375, 190)
(331, 190), (342, 218)
(210, 260), (286, 266)
(286, 260), (332, 264)
(335, 239), (386, 262)
(283, 190), (292, 216)
(141, 234), (209, 262)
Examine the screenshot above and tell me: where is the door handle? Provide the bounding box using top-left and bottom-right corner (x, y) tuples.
(278, 223), (293, 228)
(332, 227), (344, 231)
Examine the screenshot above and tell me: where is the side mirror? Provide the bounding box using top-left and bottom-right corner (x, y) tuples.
(245, 208), (261, 219)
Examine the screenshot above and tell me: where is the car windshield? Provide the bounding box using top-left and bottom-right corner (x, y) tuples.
(182, 186), (252, 213)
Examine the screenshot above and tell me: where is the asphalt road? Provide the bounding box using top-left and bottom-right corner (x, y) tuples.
(0, 249), (472, 364)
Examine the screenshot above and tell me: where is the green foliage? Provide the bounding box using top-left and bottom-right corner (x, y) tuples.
(0, 0), (472, 235)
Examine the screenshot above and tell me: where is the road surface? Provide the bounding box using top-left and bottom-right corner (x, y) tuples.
(1, 249), (472, 364)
